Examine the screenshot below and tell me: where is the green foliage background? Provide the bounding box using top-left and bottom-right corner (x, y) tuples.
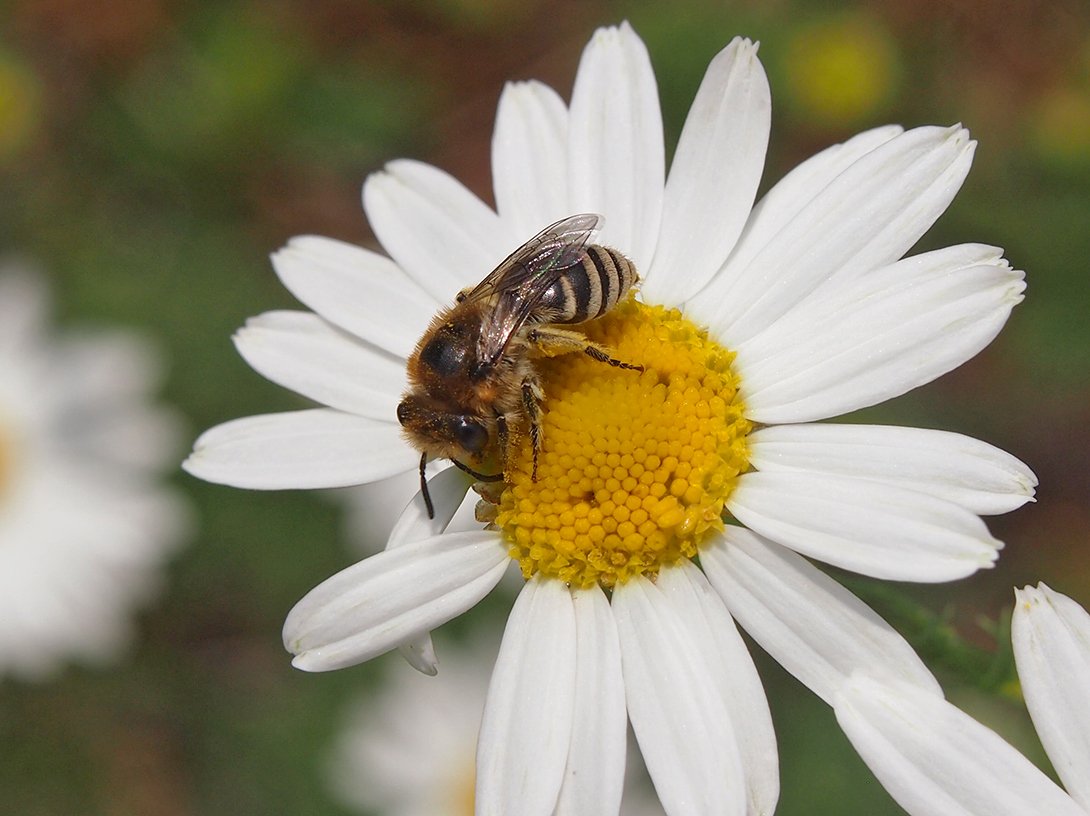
(1, 0), (1088, 813)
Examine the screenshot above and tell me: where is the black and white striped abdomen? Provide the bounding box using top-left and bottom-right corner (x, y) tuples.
(537, 245), (637, 325)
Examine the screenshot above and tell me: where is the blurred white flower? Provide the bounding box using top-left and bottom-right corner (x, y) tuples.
(328, 631), (665, 816)
(835, 583), (1090, 816)
(0, 266), (190, 679)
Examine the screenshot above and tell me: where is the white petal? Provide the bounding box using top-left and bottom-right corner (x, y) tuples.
(701, 529), (941, 705)
(491, 80), (570, 237)
(694, 126), (976, 346)
(0, 265), (49, 351)
(1013, 584), (1090, 811)
(385, 466), (475, 675)
(698, 124), (903, 289)
(363, 159), (508, 302)
(613, 576), (746, 816)
(835, 675), (1085, 816)
(183, 409), (416, 489)
(737, 244), (1025, 423)
(477, 577), (576, 816)
(233, 311), (405, 421)
(657, 561), (779, 815)
(727, 471), (1001, 581)
(553, 585), (627, 816)
(54, 330), (163, 401)
(394, 636), (439, 677)
(747, 423), (1037, 515)
(568, 22), (664, 269)
(283, 530), (508, 671)
(644, 37), (770, 307)
(271, 235), (438, 359)
(387, 465), (475, 549)
(74, 402), (184, 473)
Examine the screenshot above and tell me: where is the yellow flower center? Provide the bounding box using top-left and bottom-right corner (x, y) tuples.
(497, 300), (751, 589)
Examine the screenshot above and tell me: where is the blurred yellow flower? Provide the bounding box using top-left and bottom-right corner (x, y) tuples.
(782, 15), (899, 127)
(0, 50), (42, 162)
(1031, 85), (1090, 167)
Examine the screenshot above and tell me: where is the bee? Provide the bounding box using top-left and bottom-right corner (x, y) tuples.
(396, 213), (642, 517)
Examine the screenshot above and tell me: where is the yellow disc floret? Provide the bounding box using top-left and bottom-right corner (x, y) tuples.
(497, 299), (751, 589)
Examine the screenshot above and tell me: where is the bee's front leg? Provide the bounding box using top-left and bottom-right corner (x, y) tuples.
(526, 326), (643, 372)
(521, 377), (544, 481)
(495, 412), (510, 461)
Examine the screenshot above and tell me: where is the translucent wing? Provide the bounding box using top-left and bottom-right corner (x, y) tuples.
(467, 213), (602, 368)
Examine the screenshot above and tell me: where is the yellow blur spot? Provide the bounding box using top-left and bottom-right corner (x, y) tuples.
(497, 300), (751, 589)
(783, 16), (899, 126)
(0, 51), (42, 162)
(454, 760), (475, 816)
(0, 419), (14, 501)
(1031, 85), (1090, 166)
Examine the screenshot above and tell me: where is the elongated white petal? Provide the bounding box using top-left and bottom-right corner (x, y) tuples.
(613, 576), (746, 816)
(553, 586), (627, 816)
(695, 126), (975, 346)
(568, 22), (664, 269)
(476, 577), (576, 816)
(645, 37), (770, 306)
(387, 466), (474, 549)
(727, 471), (1001, 581)
(738, 245), (1025, 423)
(748, 423), (1036, 515)
(491, 80), (570, 238)
(233, 311), (405, 421)
(0, 266), (49, 351)
(694, 124), (903, 296)
(385, 467), (475, 675)
(183, 408), (416, 489)
(283, 530), (508, 671)
(270, 235), (438, 359)
(364, 159), (508, 301)
(1013, 584), (1090, 811)
(836, 675), (1085, 816)
(657, 561), (779, 815)
(702, 529), (941, 705)
(394, 636), (438, 677)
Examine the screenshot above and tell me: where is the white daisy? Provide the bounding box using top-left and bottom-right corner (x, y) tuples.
(184, 22), (1035, 816)
(834, 583), (1090, 816)
(0, 265), (189, 679)
(328, 631), (666, 816)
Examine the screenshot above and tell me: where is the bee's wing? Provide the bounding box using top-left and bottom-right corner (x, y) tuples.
(467, 214), (602, 368)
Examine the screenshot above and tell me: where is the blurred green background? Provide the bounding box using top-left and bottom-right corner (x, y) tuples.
(1, 0), (1089, 813)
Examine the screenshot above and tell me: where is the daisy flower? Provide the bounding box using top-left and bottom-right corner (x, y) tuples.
(835, 583), (1090, 816)
(0, 265), (189, 679)
(328, 631), (666, 816)
(185, 22), (1035, 815)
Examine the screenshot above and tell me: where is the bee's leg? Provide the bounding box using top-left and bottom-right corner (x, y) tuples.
(521, 378), (544, 481)
(526, 326), (643, 372)
(495, 412), (510, 468)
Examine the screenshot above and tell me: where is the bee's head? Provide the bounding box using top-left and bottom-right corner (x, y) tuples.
(397, 395), (490, 458)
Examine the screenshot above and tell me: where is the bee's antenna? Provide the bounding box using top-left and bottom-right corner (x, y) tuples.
(419, 451), (435, 519)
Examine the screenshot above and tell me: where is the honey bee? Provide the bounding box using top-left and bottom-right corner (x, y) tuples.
(396, 213), (642, 517)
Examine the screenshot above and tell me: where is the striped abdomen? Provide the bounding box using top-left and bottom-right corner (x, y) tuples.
(537, 245), (637, 325)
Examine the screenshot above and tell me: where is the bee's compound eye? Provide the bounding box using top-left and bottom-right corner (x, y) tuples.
(455, 418), (489, 454)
